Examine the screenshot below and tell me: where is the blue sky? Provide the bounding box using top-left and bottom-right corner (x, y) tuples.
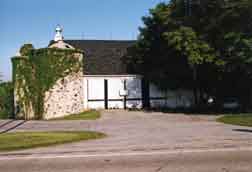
(0, 0), (164, 81)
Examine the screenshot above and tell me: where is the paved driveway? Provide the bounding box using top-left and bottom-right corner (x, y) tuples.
(0, 110), (252, 156)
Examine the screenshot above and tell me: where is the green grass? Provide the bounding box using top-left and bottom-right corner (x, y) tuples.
(0, 131), (106, 152)
(217, 114), (252, 127)
(0, 112), (8, 119)
(53, 110), (101, 120)
(0, 109), (12, 119)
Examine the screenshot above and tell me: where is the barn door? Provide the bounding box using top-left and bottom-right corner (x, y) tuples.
(141, 78), (150, 108)
(104, 79), (108, 109)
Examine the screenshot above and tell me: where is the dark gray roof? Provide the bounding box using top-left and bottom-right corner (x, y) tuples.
(63, 40), (136, 75)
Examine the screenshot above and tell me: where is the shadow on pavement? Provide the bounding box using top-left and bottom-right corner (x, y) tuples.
(233, 129), (252, 133)
(0, 120), (15, 129)
(0, 120), (27, 134)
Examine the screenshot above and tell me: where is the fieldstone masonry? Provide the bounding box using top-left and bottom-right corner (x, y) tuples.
(43, 71), (84, 119)
(12, 44), (85, 119)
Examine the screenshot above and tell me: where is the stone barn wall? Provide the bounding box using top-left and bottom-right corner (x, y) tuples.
(12, 44), (84, 120)
(43, 71), (84, 119)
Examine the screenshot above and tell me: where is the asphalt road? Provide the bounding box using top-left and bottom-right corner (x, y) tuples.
(0, 149), (252, 172)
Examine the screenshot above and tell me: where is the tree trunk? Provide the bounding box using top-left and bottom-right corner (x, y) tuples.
(193, 66), (198, 107)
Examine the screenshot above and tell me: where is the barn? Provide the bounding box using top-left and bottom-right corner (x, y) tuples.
(63, 40), (143, 110)
(13, 26), (194, 119)
(60, 39), (194, 110)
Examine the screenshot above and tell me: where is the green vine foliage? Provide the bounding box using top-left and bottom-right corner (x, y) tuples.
(12, 46), (83, 119)
(0, 82), (14, 119)
(20, 44), (34, 56)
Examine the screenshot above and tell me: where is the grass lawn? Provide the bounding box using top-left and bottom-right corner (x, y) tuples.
(0, 113), (6, 119)
(0, 112), (10, 119)
(0, 131), (105, 152)
(53, 110), (101, 120)
(217, 114), (252, 127)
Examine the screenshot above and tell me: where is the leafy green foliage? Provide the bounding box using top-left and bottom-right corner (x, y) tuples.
(12, 47), (83, 119)
(164, 26), (217, 65)
(223, 32), (252, 69)
(0, 82), (14, 119)
(19, 44), (34, 56)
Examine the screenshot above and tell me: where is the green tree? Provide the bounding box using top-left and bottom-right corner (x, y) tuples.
(164, 26), (217, 65)
(219, 32), (252, 108)
(124, 0), (252, 108)
(163, 26), (223, 104)
(0, 72), (2, 83)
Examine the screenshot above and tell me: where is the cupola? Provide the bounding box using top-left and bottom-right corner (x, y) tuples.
(54, 25), (64, 42)
(49, 25), (75, 49)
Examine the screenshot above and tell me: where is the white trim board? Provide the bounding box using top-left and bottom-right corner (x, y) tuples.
(84, 75), (142, 78)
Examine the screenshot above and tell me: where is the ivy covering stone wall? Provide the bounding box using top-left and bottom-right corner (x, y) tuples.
(12, 44), (83, 119)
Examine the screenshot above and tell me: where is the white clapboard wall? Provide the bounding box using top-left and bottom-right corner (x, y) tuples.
(83, 75), (194, 109)
(83, 75), (142, 109)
